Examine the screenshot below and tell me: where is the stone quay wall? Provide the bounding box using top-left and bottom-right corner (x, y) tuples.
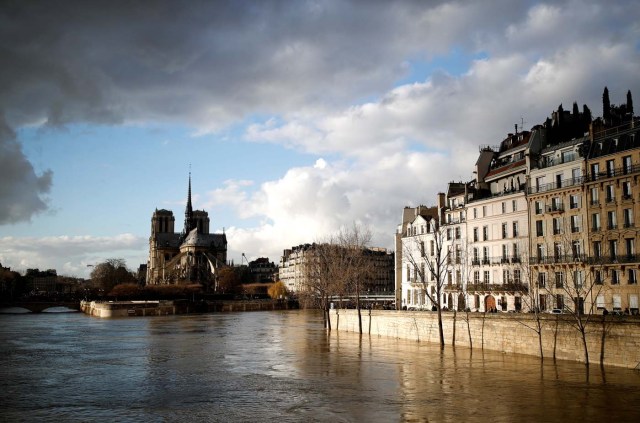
(81, 299), (298, 318)
(330, 309), (640, 369)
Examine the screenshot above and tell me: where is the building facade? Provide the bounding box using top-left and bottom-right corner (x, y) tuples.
(280, 243), (394, 295)
(398, 91), (640, 315)
(146, 175), (227, 287)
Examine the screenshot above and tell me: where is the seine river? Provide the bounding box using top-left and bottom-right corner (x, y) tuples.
(1, 309), (640, 422)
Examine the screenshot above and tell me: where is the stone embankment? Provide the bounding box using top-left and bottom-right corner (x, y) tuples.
(81, 299), (297, 318)
(330, 309), (640, 369)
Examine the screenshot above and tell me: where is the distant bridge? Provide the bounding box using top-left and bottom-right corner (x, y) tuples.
(0, 301), (81, 313)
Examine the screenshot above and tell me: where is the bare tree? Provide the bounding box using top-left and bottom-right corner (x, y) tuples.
(338, 223), (373, 334)
(403, 219), (451, 347)
(301, 240), (341, 330)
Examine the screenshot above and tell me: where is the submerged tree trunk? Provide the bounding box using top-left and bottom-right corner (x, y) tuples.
(437, 307), (444, 348)
(452, 309), (457, 347)
(600, 315), (607, 367)
(465, 310), (473, 350)
(356, 283), (362, 334)
(580, 326), (590, 366)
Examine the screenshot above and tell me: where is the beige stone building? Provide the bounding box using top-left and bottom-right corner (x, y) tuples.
(585, 119), (640, 314)
(528, 135), (589, 312)
(279, 243), (394, 295)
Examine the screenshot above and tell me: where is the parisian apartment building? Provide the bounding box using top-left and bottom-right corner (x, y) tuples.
(279, 243), (394, 295)
(398, 89), (640, 315)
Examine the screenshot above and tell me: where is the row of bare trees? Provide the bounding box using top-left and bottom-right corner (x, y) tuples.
(299, 224), (374, 333)
(403, 219), (623, 366)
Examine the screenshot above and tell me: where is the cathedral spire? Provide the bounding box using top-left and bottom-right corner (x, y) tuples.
(184, 171), (194, 234)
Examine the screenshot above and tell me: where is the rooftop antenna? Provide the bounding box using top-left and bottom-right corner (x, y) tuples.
(519, 116), (527, 132)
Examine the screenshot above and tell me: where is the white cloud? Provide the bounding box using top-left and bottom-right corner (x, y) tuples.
(0, 234), (146, 277)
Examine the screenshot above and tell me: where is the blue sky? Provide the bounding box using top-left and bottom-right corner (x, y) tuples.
(1, 0), (639, 277)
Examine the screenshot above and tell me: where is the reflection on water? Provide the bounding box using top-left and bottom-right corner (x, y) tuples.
(1, 310), (639, 422)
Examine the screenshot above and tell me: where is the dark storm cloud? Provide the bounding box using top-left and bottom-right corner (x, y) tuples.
(0, 115), (52, 224)
(0, 0), (530, 129)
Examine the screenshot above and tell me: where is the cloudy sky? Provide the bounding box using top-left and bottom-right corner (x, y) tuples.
(1, 0), (638, 277)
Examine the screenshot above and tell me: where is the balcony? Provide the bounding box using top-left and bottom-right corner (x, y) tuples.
(546, 204), (565, 214)
(532, 254), (587, 265)
(466, 282), (529, 293)
(528, 177), (584, 195)
(585, 254), (639, 265)
(587, 162), (640, 182)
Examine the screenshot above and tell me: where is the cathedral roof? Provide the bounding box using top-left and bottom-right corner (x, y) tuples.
(181, 228), (226, 248)
(154, 232), (181, 248)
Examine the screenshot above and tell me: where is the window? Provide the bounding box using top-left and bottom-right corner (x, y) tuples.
(473, 248), (479, 264)
(512, 243), (520, 261)
(447, 271), (452, 284)
(554, 242), (562, 262)
(538, 272), (547, 288)
(455, 227), (461, 239)
(594, 270), (602, 285)
(590, 187), (599, 205)
(569, 194), (580, 209)
(473, 208), (478, 219)
(613, 294), (622, 310)
(556, 294), (564, 310)
(607, 210), (617, 229)
(574, 270), (583, 288)
(592, 213), (601, 231)
(606, 159), (615, 177)
(555, 272), (564, 288)
(502, 244), (508, 262)
(501, 202), (506, 213)
(593, 241), (602, 258)
(473, 227), (479, 242)
(535, 201), (543, 214)
(596, 295), (605, 309)
(512, 221), (518, 237)
(591, 163), (600, 180)
(626, 238), (635, 258)
(553, 217), (562, 235)
(571, 167), (581, 182)
(482, 206), (487, 217)
(483, 270), (490, 284)
(551, 197), (562, 211)
(571, 215), (580, 233)
(474, 271), (480, 284)
(482, 247), (489, 264)
(624, 208), (634, 228)
(512, 200), (517, 212)
(502, 223), (508, 239)
(514, 269), (521, 284)
(610, 240), (618, 261)
(606, 185), (615, 202)
(536, 244), (544, 262)
(446, 228), (452, 240)
(631, 295), (639, 312)
(406, 265), (410, 281)
(483, 226), (489, 241)
(628, 269), (637, 285)
(535, 176), (544, 191)
(555, 173), (562, 189)
(503, 269), (510, 284)
(536, 220), (544, 237)
(572, 240), (582, 260)
(623, 181), (632, 199)
(623, 155), (632, 174)
(430, 240), (434, 256)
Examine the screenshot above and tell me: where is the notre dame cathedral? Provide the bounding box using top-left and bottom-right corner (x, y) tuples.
(146, 175), (227, 287)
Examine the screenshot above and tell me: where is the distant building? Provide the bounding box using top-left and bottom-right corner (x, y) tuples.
(279, 243), (394, 294)
(146, 175), (227, 287)
(247, 257), (277, 283)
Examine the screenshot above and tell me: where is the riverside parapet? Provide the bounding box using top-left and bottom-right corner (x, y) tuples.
(81, 299), (298, 318)
(330, 309), (640, 369)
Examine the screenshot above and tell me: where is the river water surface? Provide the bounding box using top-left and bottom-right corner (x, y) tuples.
(1, 310), (639, 422)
